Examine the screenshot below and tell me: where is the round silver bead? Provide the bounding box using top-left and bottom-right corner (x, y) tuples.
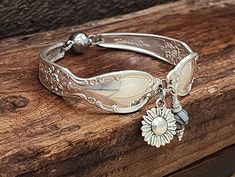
(69, 32), (91, 54)
(151, 117), (168, 135)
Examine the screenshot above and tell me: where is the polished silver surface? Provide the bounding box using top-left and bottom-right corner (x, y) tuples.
(39, 32), (198, 113)
(97, 33), (192, 65)
(39, 42), (161, 113)
(167, 52), (198, 96)
(69, 32), (91, 54)
(39, 32), (198, 147)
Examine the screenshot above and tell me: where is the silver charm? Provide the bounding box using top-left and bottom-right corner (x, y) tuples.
(172, 93), (189, 141)
(141, 106), (177, 148)
(141, 85), (190, 147)
(141, 88), (177, 148)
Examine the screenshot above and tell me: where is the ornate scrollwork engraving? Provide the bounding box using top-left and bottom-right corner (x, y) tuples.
(39, 33), (197, 114)
(160, 40), (189, 65)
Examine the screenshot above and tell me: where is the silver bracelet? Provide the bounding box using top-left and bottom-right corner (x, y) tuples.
(39, 32), (198, 148)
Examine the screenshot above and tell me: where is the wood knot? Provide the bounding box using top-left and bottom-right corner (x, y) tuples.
(0, 95), (29, 114)
(207, 85), (218, 94)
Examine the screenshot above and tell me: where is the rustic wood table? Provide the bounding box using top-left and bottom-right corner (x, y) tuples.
(0, 0), (235, 176)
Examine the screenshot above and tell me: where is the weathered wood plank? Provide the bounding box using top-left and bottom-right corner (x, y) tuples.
(0, 0), (175, 39)
(167, 145), (235, 177)
(0, 0), (235, 176)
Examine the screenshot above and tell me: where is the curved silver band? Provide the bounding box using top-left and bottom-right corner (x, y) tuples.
(39, 33), (198, 113)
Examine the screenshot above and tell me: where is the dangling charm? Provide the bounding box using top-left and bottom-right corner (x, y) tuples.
(171, 93), (189, 141)
(141, 88), (177, 148)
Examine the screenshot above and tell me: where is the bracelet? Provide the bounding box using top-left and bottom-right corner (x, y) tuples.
(39, 32), (198, 148)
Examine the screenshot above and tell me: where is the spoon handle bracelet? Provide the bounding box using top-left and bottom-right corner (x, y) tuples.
(39, 32), (198, 148)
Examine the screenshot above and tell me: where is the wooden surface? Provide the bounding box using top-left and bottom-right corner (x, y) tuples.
(167, 145), (235, 177)
(0, 0), (235, 176)
(0, 0), (174, 39)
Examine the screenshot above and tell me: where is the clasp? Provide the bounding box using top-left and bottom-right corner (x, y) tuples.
(61, 40), (75, 52)
(64, 32), (92, 54)
(89, 34), (101, 46)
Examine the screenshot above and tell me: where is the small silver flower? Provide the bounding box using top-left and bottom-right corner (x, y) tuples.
(141, 107), (177, 148)
(160, 41), (186, 64)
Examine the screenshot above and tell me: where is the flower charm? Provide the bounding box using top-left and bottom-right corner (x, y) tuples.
(141, 107), (177, 148)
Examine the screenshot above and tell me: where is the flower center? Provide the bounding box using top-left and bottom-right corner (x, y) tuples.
(151, 117), (168, 135)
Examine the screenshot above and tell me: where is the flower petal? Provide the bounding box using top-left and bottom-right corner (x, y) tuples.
(141, 120), (148, 126)
(142, 131), (150, 137)
(168, 124), (177, 131)
(167, 117), (176, 125)
(141, 129), (151, 136)
(170, 130), (176, 135)
(151, 135), (157, 146)
(147, 110), (155, 120)
(161, 107), (167, 117)
(166, 114), (175, 121)
(141, 125), (151, 131)
(156, 136), (161, 148)
(163, 134), (170, 144)
(163, 107), (169, 118)
(166, 131), (174, 140)
(160, 136), (166, 146)
(150, 108), (157, 117)
(157, 108), (161, 117)
(142, 130), (149, 137)
(143, 115), (152, 125)
(164, 109), (171, 118)
(144, 131), (153, 142)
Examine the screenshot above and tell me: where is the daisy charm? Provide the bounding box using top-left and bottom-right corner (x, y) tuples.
(141, 107), (177, 148)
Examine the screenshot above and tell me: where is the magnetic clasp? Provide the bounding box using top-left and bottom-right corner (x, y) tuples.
(69, 32), (91, 54)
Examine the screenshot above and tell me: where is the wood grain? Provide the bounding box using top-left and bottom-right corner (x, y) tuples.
(167, 145), (235, 177)
(0, 0), (235, 176)
(0, 0), (174, 39)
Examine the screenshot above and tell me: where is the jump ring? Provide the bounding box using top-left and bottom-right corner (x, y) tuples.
(156, 98), (166, 108)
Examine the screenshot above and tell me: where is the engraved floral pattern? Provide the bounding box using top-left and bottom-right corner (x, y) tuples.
(39, 41), (157, 113)
(160, 40), (188, 65)
(39, 61), (70, 96)
(39, 60), (127, 112)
